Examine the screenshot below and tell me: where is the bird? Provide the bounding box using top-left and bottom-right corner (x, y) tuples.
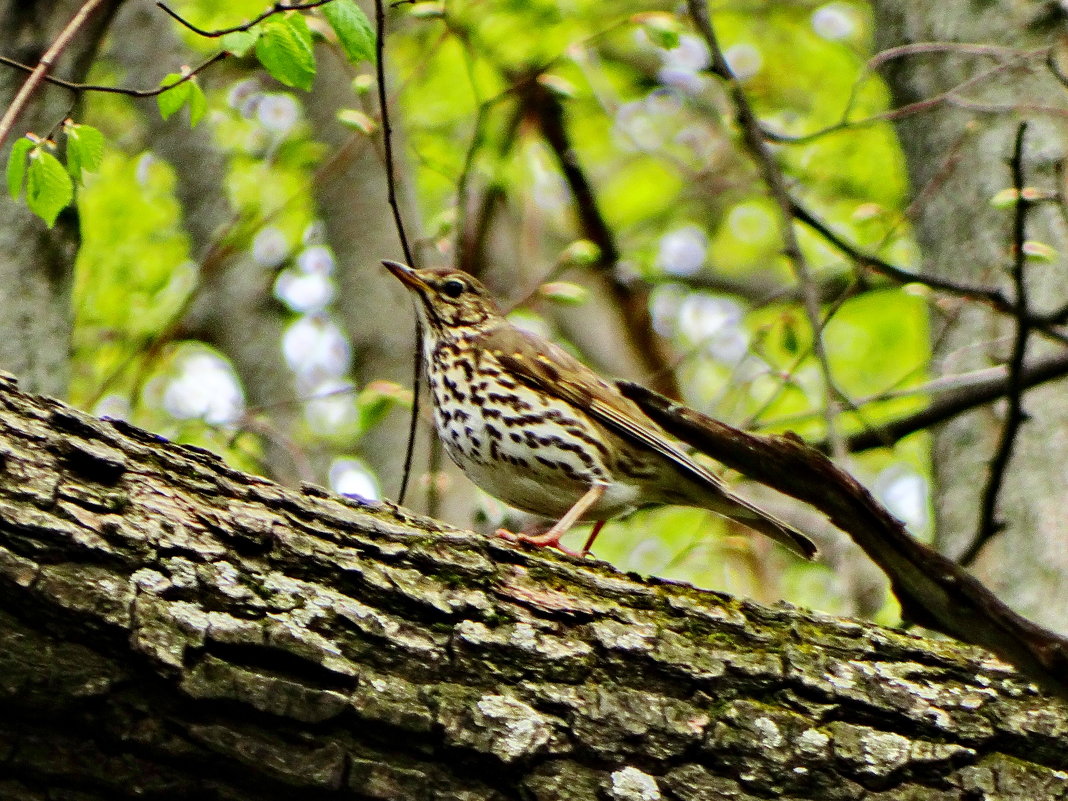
(383, 260), (817, 560)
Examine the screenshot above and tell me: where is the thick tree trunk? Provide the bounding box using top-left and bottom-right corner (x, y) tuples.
(872, 4), (1068, 631)
(0, 376), (1065, 800)
(0, 0), (123, 397)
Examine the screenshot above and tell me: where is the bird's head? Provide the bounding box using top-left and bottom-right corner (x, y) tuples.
(383, 261), (502, 335)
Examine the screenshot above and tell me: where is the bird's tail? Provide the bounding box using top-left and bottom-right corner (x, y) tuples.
(720, 497), (818, 559)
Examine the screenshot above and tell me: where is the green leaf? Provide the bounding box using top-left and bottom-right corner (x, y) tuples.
(255, 14), (316, 90)
(539, 281), (589, 306)
(157, 74), (190, 120)
(322, 0), (375, 64)
(187, 81), (208, 127)
(65, 123), (105, 183)
(222, 30), (258, 57)
(1022, 240), (1057, 261)
(26, 149), (74, 227)
(6, 136), (34, 199)
(336, 108), (376, 134)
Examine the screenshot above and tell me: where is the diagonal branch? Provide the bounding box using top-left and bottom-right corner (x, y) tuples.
(0, 0), (110, 150)
(522, 78), (681, 399)
(619, 379), (1068, 701)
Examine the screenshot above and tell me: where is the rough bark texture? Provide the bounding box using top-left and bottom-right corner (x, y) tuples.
(0, 377), (1066, 800)
(872, 3), (1068, 629)
(0, 0), (123, 397)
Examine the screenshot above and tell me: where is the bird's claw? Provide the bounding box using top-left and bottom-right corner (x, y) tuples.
(494, 527), (584, 557)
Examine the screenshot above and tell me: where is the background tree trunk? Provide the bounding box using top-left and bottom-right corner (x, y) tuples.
(873, 3), (1068, 630)
(108, 2), (304, 486)
(0, 0), (123, 397)
(0, 376), (1065, 800)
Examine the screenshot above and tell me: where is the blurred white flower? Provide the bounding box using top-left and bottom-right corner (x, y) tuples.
(657, 225), (708, 276)
(724, 43), (763, 81)
(135, 152), (157, 187)
(274, 269), (335, 314)
(227, 78), (260, 114)
(282, 316), (351, 380)
(252, 226), (289, 268)
(875, 466), (929, 532)
(812, 3), (857, 41)
(163, 351), (244, 424)
(297, 244), (335, 275)
(657, 34), (711, 93)
(330, 457), (380, 501)
(663, 34), (711, 72)
(257, 92), (300, 134)
(677, 294), (749, 363)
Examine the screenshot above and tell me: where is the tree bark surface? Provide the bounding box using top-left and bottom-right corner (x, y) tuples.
(0, 376), (1066, 800)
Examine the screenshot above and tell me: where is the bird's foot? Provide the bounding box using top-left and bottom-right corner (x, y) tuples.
(494, 526), (584, 557)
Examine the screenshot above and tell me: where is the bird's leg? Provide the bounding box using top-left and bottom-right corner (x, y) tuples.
(579, 520), (608, 557)
(507, 484), (606, 556)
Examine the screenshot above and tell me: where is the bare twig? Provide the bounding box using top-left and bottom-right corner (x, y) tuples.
(687, 0), (845, 457)
(0, 0), (109, 150)
(155, 0), (335, 38)
(960, 123), (1033, 566)
(791, 200), (1068, 346)
(0, 51), (227, 98)
(820, 349), (1068, 453)
(618, 380), (1068, 701)
(372, 0), (419, 505)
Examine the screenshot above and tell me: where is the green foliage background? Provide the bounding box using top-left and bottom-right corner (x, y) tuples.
(65, 0), (929, 621)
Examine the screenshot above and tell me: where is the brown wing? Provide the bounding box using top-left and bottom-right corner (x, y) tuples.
(477, 324), (734, 494)
(477, 324), (818, 559)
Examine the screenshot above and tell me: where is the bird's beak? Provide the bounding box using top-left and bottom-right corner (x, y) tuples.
(382, 260), (430, 293)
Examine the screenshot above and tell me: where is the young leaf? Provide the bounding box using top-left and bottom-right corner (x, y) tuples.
(222, 30), (258, 57)
(65, 123), (105, 183)
(255, 15), (316, 90)
(157, 74), (191, 120)
(187, 81), (208, 127)
(6, 136), (34, 199)
(322, 0), (375, 64)
(26, 149), (74, 227)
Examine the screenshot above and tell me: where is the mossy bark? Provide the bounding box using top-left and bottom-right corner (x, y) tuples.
(0, 376), (1065, 800)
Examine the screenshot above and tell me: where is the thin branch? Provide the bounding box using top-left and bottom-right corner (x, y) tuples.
(791, 200), (1068, 346)
(763, 48), (1047, 146)
(819, 349), (1068, 453)
(960, 123), (1033, 566)
(687, 0), (845, 457)
(372, 0), (418, 505)
(155, 0), (335, 38)
(0, 51), (228, 98)
(0, 0), (109, 151)
(523, 77), (681, 399)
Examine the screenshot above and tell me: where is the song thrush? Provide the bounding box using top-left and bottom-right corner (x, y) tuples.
(384, 260), (817, 560)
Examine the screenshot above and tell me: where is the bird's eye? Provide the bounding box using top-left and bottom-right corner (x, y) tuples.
(441, 279), (465, 298)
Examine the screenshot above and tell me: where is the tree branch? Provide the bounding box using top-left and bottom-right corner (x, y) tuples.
(522, 77), (682, 399)
(619, 379), (1068, 701)
(0, 0), (110, 150)
(2, 375), (1067, 797)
